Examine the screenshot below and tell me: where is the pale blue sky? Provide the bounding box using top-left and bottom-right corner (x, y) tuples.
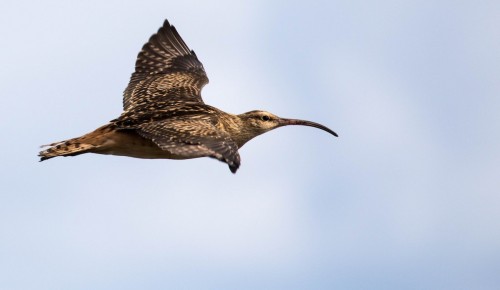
(1, 0), (499, 289)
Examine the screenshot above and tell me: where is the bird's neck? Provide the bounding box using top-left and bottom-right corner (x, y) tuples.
(217, 113), (258, 148)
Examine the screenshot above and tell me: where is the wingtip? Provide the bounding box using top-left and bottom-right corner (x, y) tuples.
(229, 164), (239, 174)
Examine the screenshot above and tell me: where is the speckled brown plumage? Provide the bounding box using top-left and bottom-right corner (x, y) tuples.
(39, 19), (338, 173)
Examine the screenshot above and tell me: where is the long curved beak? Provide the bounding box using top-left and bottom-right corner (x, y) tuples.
(279, 118), (338, 137)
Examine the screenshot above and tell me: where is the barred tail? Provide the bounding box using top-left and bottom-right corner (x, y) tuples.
(38, 124), (114, 161)
(38, 137), (97, 161)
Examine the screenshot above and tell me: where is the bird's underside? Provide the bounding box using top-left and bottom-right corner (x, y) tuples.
(39, 19), (337, 173)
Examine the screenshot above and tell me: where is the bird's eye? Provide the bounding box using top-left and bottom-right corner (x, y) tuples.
(261, 115), (271, 121)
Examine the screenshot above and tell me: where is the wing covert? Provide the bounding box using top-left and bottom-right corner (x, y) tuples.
(136, 117), (241, 173)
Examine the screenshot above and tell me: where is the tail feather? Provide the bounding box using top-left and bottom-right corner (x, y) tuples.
(38, 124), (116, 161)
(38, 137), (98, 161)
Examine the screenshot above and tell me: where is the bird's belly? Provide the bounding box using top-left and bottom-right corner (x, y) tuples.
(92, 130), (190, 160)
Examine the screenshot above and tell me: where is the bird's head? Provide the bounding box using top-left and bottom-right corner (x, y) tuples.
(235, 110), (338, 147)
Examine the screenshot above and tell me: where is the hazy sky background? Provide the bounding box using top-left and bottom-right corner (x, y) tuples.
(1, 0), (499, 289)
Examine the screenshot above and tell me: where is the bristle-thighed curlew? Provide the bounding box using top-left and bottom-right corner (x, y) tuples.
(39, 20), (337, 173)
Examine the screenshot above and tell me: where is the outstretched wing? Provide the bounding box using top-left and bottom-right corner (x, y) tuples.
(136, 117), (241, 173)
(123, 20), (209, 113)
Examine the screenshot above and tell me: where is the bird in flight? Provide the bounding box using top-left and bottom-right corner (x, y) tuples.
(39, 20), (337, 173)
